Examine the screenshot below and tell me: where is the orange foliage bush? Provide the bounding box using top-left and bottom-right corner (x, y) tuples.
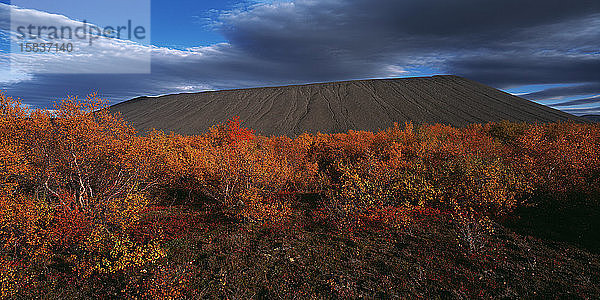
(0, 92), (163, 297)
(1, 90), (599, 296)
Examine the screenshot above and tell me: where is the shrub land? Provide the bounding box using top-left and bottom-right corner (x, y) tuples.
(1, 92), (599, 298)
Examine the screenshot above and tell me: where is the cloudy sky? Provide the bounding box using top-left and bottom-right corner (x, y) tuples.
(0, 0), (599, 115)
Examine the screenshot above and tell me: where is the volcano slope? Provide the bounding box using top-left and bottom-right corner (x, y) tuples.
(110, 75), (583, 136)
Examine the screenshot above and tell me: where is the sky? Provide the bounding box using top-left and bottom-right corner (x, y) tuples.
(0, 0), (599, 115)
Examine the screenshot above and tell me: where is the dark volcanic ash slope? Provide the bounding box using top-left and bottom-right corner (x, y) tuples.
(110, 75), (583, 136)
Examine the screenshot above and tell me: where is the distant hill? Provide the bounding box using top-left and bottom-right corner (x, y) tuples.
(110, 75), (584, 136)
(582, 115), (600, 123)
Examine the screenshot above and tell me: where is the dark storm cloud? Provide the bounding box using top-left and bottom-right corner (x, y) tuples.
(220, 0), (599, 54)
(448, 56), (600, 88)
(214, 0), (600, 103)
(2, 0), (599, 108)
(218, 0), (600, 86)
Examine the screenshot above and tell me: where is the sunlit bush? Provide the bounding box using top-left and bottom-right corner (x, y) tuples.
(0, 92), (162, 296)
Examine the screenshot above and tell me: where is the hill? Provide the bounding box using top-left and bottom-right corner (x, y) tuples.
(583, 115), (600, 123)
(110, 75), (583, 136)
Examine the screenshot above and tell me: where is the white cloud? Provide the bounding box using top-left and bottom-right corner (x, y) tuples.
(7, 4), (151, 74)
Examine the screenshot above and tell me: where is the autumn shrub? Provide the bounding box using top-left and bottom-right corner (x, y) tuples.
(517, 122), (600, 195)
(0, 92), (164, 296)
(143, 116), (308, 224)
(307, 123), (534, 231)
(487, 120), (528, 144)
(1, 89), (600, 296)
